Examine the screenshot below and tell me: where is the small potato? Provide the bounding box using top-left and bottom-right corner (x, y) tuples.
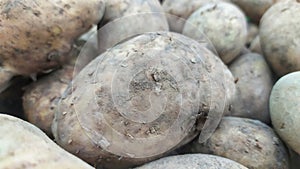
(250, 36), (263, 55)
(52, 31), (234, 169)
(0, 114), (93, 169)
(135, 154), (247, 169)
(227, 53), (273, 124)
(270, 71), (300, 154)
(259, 1), (300, 77)
(246, 23), (259, 46)
(182, 117), (290, 169)
(23, 64), (74, 136)
(182, 2), (247, 64)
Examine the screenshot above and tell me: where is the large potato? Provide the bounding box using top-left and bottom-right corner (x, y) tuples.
(227, 53), (273, 124)
(52, 31), (234, 168)
(182, 2), (247, 64)
(23, 64), (74, 136)
(0, 0), (105, 88)
(259, 1), (300, 77)
(270, 71), (300, 154)
(182, 117), (290, 169)
(0, 114), (93, 169)
(135, 154), (247, 169)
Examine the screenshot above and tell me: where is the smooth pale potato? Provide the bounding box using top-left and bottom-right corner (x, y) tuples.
(0, 114), (93, 169)
(182, 117), (290, 169)
(182, 2), (248, 64)
(135, 154), (248, 169)
(270, 71), (300, 154)
(259, 1), (300, 77)
(52, 31), (235, 169)
(227, 53), (273, 124)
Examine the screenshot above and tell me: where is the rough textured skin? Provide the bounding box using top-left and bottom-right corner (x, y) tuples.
(97, 0), (168, 54)
(259, 1), (300, 77)
(23, 65), (74, 136)
(183, 117), (290, 169)
(135, 154), (248, 169)
(52, 31), (234, 169)
(0, 114), (93, 169)
(270, 71), (300, 154)
(162, 0), (226, 33)
(0, 0), (105, 76)
(250, 36), (263, 55)
(229, 0), (275, 23)
(227, 53), (273, 124)
(182, 2), (247, 64)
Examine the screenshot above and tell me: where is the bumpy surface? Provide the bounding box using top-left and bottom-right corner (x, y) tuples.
(270, 71), (300, 154)
(182, 2), (247, 64)
(228, 53), (273, 124)
(183, 117), (289, 169)
(135, 154), (248, 169)
(52, 31), (234, 169)
(0, 114), (93, 169)
(259, 1), (300, 77)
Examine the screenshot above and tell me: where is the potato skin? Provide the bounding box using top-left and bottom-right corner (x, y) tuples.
(0, 114), (93, 169)
(0, 0), (105, 76)
(182, 117), (289, 169)
(23, 65), (74, 136)
(227, 53), (273, 124)
(52, 31), (233, 169)
(270, 71), (300, 154)
(182, 2), (247, 64)
(259, 1), (300, 77)
(135, 154), (247, 169)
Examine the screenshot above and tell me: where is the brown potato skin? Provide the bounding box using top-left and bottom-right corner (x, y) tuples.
(259, 1), (300, 77)
(182, 117), (290, 169)
(0, 114), (93, 169)
(23, 65), (74, 136)
(52, 31), (234, 169)
(0, 0), (105, 76)
(227, 53), (273, 124)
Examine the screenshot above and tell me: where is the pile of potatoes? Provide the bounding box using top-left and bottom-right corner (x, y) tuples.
(1, 0), (300, 168)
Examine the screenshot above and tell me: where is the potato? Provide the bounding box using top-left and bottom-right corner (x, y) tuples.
(162, 0), (223, 33)
(229, 0), (275, 23)
(97, 0), (168, 54)
(52, 31), (234, 168)
(270, 71), (300, 154)
(182, 2), (247, 64)
(23, 64), (74, 136)
(249, 36), (262, 55)
(246, 23), (258, 46)
(259, 1), (300, 77)
(226, 53), (273, 124)
(135, 154), (247, 169)
(0, 114), (93, 169)
(0, 0), (105, 89)
(182, 117), (290, 169)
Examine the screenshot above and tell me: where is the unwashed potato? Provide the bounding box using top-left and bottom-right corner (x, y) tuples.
(0, 114), (93, 169)
(182, 117), (290, 169)
(182, 2), (248, 64)
(135, 154), (247, 169)
(162, 0), (225, 33)
(250, 36), (263, 55)
(229, 0), (276, 23)
(227, 53), (273, 124)
(0, 0), (105, 89)
(246, 23), (258, 46)
(259, 1), (300, 77)
(97, 0), (168, 54)
(23, 64), (74, 136)
(270, 71), (300, 154)
(52, 31), (235, 169)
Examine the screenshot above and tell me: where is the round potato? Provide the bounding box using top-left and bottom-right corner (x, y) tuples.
(250, 36), (263, 55)
(0, 114), (93, 169)
(270, 71), (300, 154)
(52, 31), (234, 168)
(135, 154), (247, 169)
(227, 53), (273, 124)
(182, 117), (290, 169)
(182, 2), (247, 64)
(259, 1), (300, 77)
